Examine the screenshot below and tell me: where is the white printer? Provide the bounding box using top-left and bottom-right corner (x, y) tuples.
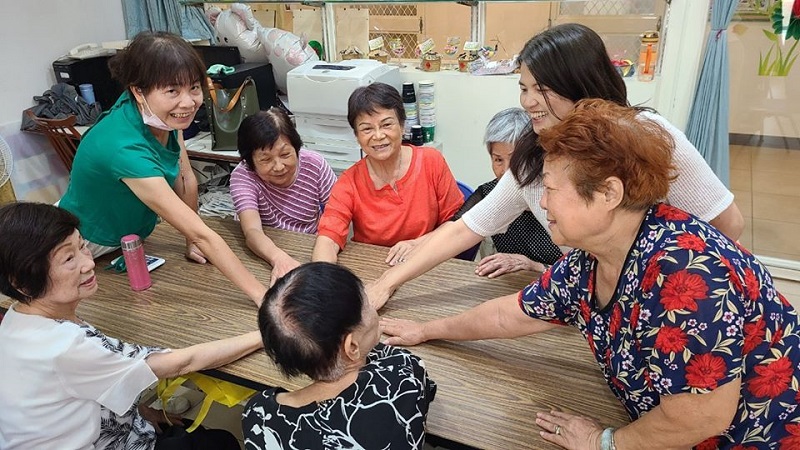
(287, 59), (401, 172)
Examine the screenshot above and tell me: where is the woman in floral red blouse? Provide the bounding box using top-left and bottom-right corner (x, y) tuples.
(381, 99), (800, 450)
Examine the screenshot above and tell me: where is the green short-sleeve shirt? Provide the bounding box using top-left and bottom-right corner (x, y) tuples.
(59, 91), (181, 246)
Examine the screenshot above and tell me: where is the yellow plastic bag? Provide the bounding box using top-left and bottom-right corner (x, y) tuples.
(157, 372), (257, 432)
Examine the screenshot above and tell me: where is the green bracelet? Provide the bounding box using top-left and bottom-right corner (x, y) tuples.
(601, 427), (617, 450)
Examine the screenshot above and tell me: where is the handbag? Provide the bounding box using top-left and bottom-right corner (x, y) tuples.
(204, 76), (260, 151)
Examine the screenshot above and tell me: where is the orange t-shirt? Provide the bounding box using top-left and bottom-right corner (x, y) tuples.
(318, 146), (463, 249)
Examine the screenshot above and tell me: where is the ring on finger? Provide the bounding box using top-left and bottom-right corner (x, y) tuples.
(554, 425), (561, 436)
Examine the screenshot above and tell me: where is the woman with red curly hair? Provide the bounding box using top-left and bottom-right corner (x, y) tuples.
(382, 99), (800, 450)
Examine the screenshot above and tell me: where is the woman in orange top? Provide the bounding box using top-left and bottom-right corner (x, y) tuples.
(312, 82), (463, 264)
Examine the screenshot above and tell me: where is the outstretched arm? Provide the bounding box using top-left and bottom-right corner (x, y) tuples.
(238, 210), (300, 286)
(173, 136), (207, 263)
(124, 176), (267, 306)
(311, 235), (341, 264)
(146, 331), (263, 379)
(368, 219), (483, 309)
(380, 292), (557, 345)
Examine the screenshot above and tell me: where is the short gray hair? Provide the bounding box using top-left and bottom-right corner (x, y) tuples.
(484, 107), (531, 154)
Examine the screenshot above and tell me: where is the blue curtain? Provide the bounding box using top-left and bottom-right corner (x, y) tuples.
(122, 0), (215, 42)
(685, 0), (739, 188)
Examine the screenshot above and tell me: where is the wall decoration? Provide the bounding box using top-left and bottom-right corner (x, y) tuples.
(735, 0), (775, 21)
(758, 0), (800, 76)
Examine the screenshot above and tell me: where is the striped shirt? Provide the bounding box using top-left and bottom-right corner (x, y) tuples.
(230, 149), (336, 234)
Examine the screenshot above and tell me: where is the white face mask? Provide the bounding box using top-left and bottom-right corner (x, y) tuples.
(138, 92), (173, 131)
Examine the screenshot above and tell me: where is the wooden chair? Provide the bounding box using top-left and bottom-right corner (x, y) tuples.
(25, 110), (81, 172)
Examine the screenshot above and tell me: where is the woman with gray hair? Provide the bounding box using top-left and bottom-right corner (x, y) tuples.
(450, 108), (562, 277)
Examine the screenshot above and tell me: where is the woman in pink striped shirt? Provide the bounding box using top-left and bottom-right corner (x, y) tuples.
(231, 108), (336, 285)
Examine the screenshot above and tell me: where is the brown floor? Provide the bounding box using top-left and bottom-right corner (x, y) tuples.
(730, 144), (800, 261)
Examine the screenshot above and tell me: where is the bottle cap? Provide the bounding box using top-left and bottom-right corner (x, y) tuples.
(640, 31), (659, 43)
(120, 234), (143, 251)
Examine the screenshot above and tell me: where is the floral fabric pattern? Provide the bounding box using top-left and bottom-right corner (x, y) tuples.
(72, 321), (162, 450)
(519, 204), (800, 449)
(241, 343), (437, 449)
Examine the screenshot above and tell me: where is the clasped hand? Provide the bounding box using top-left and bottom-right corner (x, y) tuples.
(185, 242), (207, 264)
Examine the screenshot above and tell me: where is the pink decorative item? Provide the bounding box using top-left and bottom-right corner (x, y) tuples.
(205, 4), (318, 95)
(257, 27), (319, 94)
(205, 5), (267, 64)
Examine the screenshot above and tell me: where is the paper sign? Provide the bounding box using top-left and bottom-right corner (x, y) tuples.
(368, 36), (385, 51)
(463, 41), (481, 52)
(417, 38), (435, 56)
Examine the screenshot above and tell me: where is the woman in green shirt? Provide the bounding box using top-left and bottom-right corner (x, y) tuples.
(59, 31), (266, 306)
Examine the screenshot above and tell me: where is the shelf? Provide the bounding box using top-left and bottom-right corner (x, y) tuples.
(181, 0), (570, 4)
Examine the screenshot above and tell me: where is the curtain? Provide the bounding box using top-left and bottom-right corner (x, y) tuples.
(685, 0), (739, 188)
(122, 0), (215, 42)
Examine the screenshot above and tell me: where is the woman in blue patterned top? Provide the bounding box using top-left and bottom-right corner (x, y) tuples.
(243, 262), (437, 449)
(381, 99), (800, 450)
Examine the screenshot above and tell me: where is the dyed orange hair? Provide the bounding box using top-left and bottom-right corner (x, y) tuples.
(538, 99), (677, 210)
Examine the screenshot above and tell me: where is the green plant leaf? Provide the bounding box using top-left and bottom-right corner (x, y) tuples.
(763, 29), (779, 41)
(771, 3), (784, 35)
(758, 45), (775, 75)
(781, 52), (799, 76)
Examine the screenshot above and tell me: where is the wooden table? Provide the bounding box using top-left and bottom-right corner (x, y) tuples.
(1, 218), (629, 449)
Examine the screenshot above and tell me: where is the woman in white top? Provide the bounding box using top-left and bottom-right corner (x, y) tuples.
(0, 203), (263, 450)
(368, 23), (744, 309)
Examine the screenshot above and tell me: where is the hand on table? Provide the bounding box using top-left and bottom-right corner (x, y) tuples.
(386, 238), (420, 266)
(269, 254), (301, 287)
(185, 242), (207, 264)
(366, 281), (395, 310)
(475, 253), (545, 278)
(380, 317), (426, 346)
(536, 410), (603, 450)
(138, 404), (184, 434)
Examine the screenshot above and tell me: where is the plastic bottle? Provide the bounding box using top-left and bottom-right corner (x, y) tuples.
(401, 82), (419, 142)
(637, 31), (659, 82)
(121, 234), (152, 291)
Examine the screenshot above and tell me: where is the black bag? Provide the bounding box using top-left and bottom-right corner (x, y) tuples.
(21, 83), (101, 131)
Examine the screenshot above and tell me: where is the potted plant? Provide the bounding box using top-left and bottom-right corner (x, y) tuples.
(758, 0), (800, 76)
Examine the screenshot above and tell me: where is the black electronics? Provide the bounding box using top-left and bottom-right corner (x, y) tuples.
(52, 56), (123, 111)
(209, 63), (278, 111)
(193, 45), (242, 68)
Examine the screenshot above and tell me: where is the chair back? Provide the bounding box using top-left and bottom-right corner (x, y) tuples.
(456, 180), (474, 202)
(454, 180), (480, 262)
(25, 110), (81, 172)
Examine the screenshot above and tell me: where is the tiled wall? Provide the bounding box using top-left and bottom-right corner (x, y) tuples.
(730, 144), (800, 262)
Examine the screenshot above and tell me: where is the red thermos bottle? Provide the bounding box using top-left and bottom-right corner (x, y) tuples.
(121, 234), (151, 291)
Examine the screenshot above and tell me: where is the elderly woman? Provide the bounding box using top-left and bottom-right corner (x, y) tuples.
(311, 82), (463, 264)
(368, 23), (743, 309)
(450, 107), (562, 277)
(381, 100), (800, 449)
(0, 202), (262, 449)
(231, 108), (336, 285)
(58, 31), (266, 306)
(242, 262), (436, 449)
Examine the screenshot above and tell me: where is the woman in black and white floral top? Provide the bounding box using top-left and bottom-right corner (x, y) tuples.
(243, 262), (436, 449)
